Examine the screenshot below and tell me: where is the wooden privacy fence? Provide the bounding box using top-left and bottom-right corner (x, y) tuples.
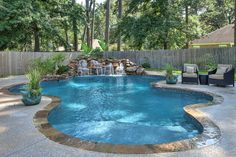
(1, 48), (236, 77)
(104, 47), (236, 69)
(0, 52), (81, 77)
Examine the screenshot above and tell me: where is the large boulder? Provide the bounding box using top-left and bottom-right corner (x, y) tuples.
(136, 67), (145, 75)
(126, 66), (139, 75)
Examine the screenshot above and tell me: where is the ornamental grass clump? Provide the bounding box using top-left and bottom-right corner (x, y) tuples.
(165, 64), (178, 84)
(165, 64), (174, 77)
(22, 68), (42, 106)
(26, 68), (42, 96)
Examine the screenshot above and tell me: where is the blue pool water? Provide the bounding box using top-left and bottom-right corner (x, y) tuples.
(10, 76), (213, 144)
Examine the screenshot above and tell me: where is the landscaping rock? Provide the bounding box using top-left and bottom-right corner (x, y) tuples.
(59, 57), (147, 78)
(136, 67), (145, 75)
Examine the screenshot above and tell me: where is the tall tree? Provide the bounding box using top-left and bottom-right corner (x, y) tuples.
(85, 0), (91, 46)
(185, 5), (189, 48)
(200, 0), (234, 32)
(119, 0), (184, 50)
(72, 0), (78, 51)
(33, 24), (40, 52)
(91, 0), (96, 47)
(0, 0), (85, 52)
(117, 0), (122, 51)
(105, 0), (110, 50)
(234, 0), (236, 46)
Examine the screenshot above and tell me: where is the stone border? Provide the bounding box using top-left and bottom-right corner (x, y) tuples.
(0, 79), (223, 154)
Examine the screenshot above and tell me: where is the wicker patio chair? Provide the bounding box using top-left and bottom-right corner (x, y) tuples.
(208, 64), (235, 87)
(182, 64), (199, 84)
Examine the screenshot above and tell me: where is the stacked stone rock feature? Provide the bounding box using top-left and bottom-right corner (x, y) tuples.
(68, 60), (79, 76)
(78, 57), (145, 76)
(49, 56), (146, 79)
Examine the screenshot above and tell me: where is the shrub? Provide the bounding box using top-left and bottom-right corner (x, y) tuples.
(141, 63), (151, 68)
(81, 40), (107, 58)
(57, 65), (69, 75)
(51, 53), (66, 66)
(98, 40), (108, 51)
(31, 53), (66, 76)
(51, 53), (66, 74)
(31, 58), (55, 75)
(81, 43), (92, 55)
(90, 47), (103, 58)
(197, 53), (217, 70)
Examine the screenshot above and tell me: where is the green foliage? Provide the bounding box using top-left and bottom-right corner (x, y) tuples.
(118, 0), (186, 50)
(57, 65), (69, 75)
(52, 53), (66, 67)
(0, 0), (85, 51)
(141, 63), (151, 68)
(165, 64), (175, 77)
(206, 60), (217, 70)
(31, 53), (66, 75)
(31, 58), (55, 76)
(26, 68), (42, 96)
(90, 48), (104, 58)
(197, 53), (217, 70)
(81, 40), (106, 58)
(117, 0), (234, 50)
(0, 0), (234, 51)
(51, 53), (66, 74)
(81, 43), (93, 54)
(200, 0), (234, 32)
(98, 40), (108, 51)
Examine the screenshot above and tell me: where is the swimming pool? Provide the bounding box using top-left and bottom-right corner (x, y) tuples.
(10, 76), (213, 145)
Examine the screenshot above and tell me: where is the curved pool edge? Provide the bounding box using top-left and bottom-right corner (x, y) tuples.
(0, 80), (223, 154)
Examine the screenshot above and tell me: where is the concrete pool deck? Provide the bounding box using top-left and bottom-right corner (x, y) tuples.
(0, 75), (236, 157)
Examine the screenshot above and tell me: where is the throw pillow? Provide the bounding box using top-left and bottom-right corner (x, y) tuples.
(186, 66), (195, 74)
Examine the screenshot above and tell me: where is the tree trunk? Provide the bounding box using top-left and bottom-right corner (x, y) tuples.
(105, 0), (110, 50)
(91, 0), (96, 47)
(234, 0), (236, 46)
(163, 42), (168, 50)
(117, 0), (122, 51)
(72, 0), (78, 51)
(64, 26), (69, 51)
(185, 5), (189, 49)
(86, 0), (91, 47)
(82, 26), (87, 44)
(34, 24), (40, 52)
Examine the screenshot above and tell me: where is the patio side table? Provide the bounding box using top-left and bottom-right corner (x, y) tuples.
(199, 74), (209, 85)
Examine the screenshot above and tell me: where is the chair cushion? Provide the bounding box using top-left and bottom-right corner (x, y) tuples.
(183, 73), (198, 78)
(186, 66), (195, 74)
(216, 64), (233, 74)
(209, 74), (224, 80)
(184, 64), (198, 73)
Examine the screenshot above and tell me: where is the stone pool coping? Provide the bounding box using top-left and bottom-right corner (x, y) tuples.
(0, 79), (223, 154)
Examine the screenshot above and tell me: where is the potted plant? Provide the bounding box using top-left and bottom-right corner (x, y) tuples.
(22, 69), (42, 106)
(165, 64), (178, 84)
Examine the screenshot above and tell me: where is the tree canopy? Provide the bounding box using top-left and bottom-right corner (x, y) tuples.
(0, 0), (234, 51)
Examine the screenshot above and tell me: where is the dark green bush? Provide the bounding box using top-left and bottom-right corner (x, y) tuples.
(196, 53), (217, 70)
(90, 48), (104, 58)
(57, 65), (69, 75)
(31, 58), (55, 75)
(30, 53), (66, 76)
(141, 63), (151, 68)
